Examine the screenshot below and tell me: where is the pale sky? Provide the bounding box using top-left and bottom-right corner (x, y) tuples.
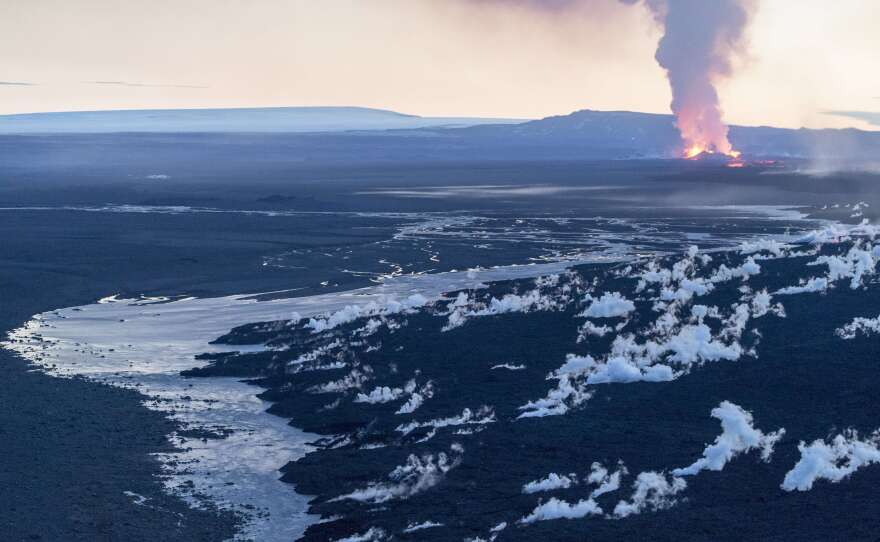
(2, 0), (878, 129)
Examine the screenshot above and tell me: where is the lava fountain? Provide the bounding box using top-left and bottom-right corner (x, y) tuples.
(625, 0), (756, 159)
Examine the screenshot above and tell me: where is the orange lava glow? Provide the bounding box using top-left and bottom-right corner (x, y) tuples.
(683, 144), (742, 161)
(685, 145), (705, 159)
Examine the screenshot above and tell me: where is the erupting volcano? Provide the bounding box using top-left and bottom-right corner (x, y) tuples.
(685, 145), (742, 160)
(626, 0), (755, 160)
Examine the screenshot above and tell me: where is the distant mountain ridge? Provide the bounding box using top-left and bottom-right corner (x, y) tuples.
(1, 106), (878, 163)
(454, 109), (880, 160)
(0, 106), (526, 134)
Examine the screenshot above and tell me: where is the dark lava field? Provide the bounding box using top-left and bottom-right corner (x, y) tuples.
(3, 148), (880, 541)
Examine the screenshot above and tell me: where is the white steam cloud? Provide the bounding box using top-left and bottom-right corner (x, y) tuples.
(624, 0), (756, 156)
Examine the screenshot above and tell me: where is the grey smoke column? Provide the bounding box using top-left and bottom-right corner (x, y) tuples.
(625, 0), (755, 156)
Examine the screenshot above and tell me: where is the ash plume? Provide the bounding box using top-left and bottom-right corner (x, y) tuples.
(625, 0), (756, 156)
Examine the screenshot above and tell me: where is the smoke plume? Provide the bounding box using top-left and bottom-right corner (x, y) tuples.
(625, 0), (756, 156)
